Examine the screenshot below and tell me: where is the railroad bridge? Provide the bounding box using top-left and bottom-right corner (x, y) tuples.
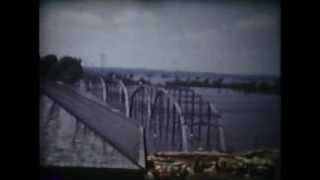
(40, 76), (226, 177)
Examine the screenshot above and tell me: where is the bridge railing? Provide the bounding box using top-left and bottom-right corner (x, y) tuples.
(104, 78), (130, 117)
(150, 88), (188, 153)
(86, 77), (105, 100)
(166, 86), (226, 152)
(40, 102), (115, 167)
(88, 77), (130, 117)
(128, 85), (188, 153)
(129, 85), (152, 127)
(40, 83), (146, 169)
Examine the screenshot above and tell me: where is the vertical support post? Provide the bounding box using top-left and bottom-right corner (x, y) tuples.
(135, 94), (138, 120)
(119, 84), (122, 105)
(206, 103), (211, 150)
(146, 88), (152, 130)
(106, 85), (109, 102)
(191, 92), (195, 134)
(138, 127), (146, 168)
(172, 106), (176, 148)
(172, 100), (188, 152)
(143, 88), (146, 126)
(185, 90), (189, 119)
(112, 84), (116, 103)
(107, 84), (112, 102)
(178, 88), (182, 105)
(110, 85), (113, 103)
(176, 107), (189, 152)
(118, 80), (130, 117)
(159, 95), (164, 143)
(155, 103), (160, 151)
(181, 120), (189, 152)
(184, 89), (188, 112)
(208, 102), (226, 153)
(198, 96), (202, 143)
(217, 118), (226, 153)
(140, 90), (143, 125)
(99, 77), (106, 102)
(106, 81), (109, 102)
(166, 98), (170, 147)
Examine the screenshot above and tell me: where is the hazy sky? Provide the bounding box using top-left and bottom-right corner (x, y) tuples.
(40, 0), (280, 76)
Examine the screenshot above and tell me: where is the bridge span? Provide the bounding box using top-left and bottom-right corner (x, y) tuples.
(40, 76), (227, 172)
(40, 81), (146, 170)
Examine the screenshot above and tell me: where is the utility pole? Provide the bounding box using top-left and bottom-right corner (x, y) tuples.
(100, 53), (106, 67)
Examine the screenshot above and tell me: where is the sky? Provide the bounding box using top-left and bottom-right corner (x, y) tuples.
(40, 0), (280, 76)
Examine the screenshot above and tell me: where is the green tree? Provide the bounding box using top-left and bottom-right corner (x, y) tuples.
(40, 55), (83, 83)
(40, 54), (58, 79)
(57, 56), (83, 83)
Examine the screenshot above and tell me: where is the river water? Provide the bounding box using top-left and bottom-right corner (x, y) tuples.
(193, 87), (280, 152)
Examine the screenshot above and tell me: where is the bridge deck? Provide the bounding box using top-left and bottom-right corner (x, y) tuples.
(41, 82), (145, 169)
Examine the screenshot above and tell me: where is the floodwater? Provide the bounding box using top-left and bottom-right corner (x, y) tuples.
(83, 72), (281, 152)
(193, 87), (280, 152)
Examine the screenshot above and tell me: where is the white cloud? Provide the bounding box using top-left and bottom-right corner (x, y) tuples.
(60, 11), (105, 27)
(40, 1), (280, 76)
(182, 29), (218, 41)
(41, 7), (106, 29)
(112, 8), (156, 25)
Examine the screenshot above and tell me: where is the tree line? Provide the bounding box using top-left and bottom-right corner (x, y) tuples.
(40, 54), (83, 83)
(166, 78), (280, 95)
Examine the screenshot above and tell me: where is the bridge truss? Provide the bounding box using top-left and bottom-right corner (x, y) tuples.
(86, 76), (227, 154)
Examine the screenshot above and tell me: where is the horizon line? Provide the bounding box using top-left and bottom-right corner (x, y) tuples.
(84, 65), (280, 78)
